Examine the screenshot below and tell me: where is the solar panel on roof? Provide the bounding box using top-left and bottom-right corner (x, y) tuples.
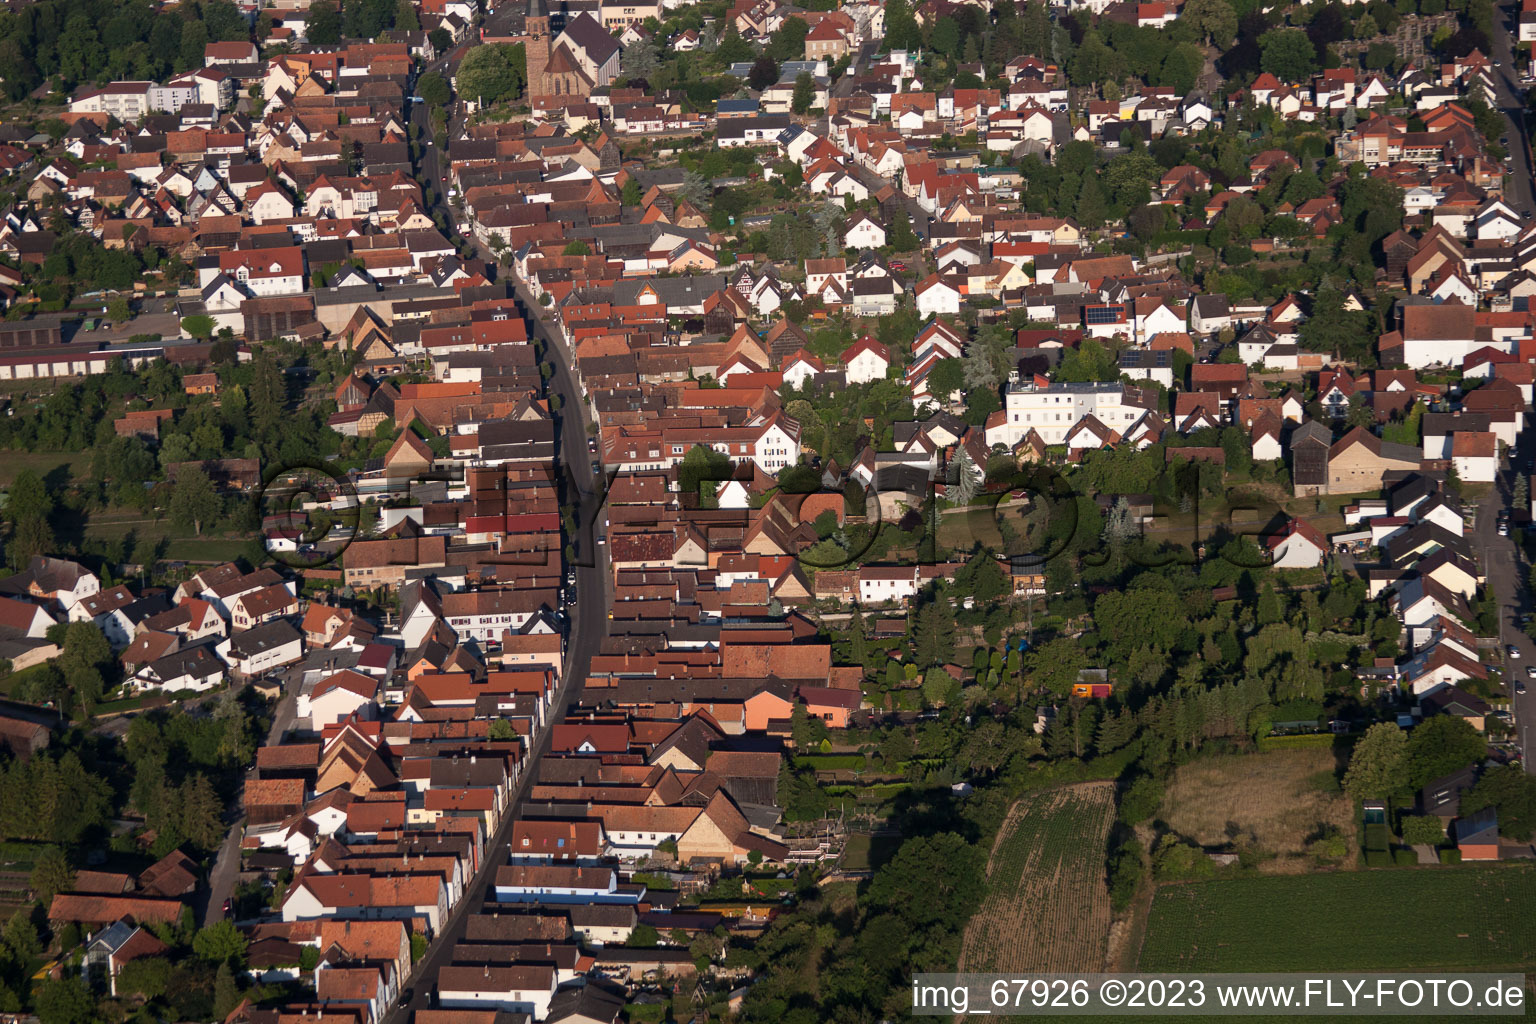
(1084, 305), (1123, 325)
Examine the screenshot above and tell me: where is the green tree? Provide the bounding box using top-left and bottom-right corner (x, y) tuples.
(1, 910), (39, 963)
(888, 207), (918, 251)
(767, 17), (809, 62)
(34, 976), (95, 1024)
(911, 598), (955, 667)
(1182, 0), (1237, 45)
(1460, 764), (1536, 841)
(1073, 175), (1107, 230)
(1026, 636), (1086, 697)
(457, 42), (525, 105)
(927, 357), (965, 404)
(1342, 722), (1408, 800)
(107, 298), (132, 323)
(193, 920), (249, 967)
(115, 957), (172, 1001)
(931, 15), (961, 58)
(168, 466), (222, 535)
(883, 0), (921, 49)
(180, 314), (216, 340)
(865, 832), (984, 929)
(6, 468), (55, 570)
(212, 961), (241, 1020)
(791, 71), (816, 115)
(29, 846), (73, 905)
(1259, 28), (1318, 82)
(563, 240), (592, 256)
(1404, 715), (1485, 792)
(625, 923), (660, 947)
(677, 444), (731, 508)
(417, 70), (450, 106)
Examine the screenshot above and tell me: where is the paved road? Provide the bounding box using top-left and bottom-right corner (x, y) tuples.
(1491, 0), (1535, 217)
(198, 672), (304, 926)
(381, 61), (610, 1022)
(1472, 442), (1535, 776)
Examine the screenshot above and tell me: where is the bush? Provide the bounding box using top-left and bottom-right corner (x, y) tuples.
(1151, 834), (1216, 882)
(1363, 850), (1390, 867)
(1107, 839), (1144, 911)
(1118, 773), (1164, 826)
(1439, 848), (1462, 864)
(1393, 848), (1418, 866)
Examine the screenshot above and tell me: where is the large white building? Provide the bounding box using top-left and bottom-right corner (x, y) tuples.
(985, 379), (1152, 449)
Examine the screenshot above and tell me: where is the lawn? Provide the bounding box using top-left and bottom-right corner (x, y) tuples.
(1138, 866), (1536, 972)
(1159, 748), (1354, 867)
(81, 515), (253, 564)
(0, 450), (82, 487)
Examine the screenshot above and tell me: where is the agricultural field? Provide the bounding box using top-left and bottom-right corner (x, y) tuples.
(1139, 866), (1536, 972)
(960, 782), (1117, 973)
(1160, 747), (1354, 868)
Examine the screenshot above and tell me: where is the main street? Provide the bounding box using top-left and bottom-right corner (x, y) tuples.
(381, 42), (611, 1023)
(1480, 440), (1536, 777)
(1488, 0), (1536, 773)
(1492, 0), (1535, 216)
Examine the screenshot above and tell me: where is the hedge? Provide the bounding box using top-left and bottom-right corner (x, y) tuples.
(1439, 848), (1462, 864)
(1258, 733), (1337, 751)
(793, 754), (866, 771)
(1364, 850), (1391, 867)
(1393, 848), (1418, 866)
(1364, 823), (1390, 852)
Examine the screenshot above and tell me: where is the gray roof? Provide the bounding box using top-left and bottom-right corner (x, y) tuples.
(559, 12), (620, 64)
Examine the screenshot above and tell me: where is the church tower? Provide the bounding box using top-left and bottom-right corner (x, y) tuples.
(524, 0), (552, 99)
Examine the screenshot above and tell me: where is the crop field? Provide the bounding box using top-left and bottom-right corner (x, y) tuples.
(960, 782), (1117, 973)
(1139, 866), (1536, 972)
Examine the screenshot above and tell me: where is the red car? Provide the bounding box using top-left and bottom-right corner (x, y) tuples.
(890, 260), (906, 271)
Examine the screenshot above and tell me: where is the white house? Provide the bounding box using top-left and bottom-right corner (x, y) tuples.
(436, 965), (558, 1020)
(780, 350), (825, 390)
(301, 669), (380, 728)
(841, 336), (891, 384)
(135, 644), (226, 693)
(220, 620), (304, 677)
(0, 596), (54, 639)
(843, 212), (887, 250)
(914, 275), (962, 317)
(1450, 431), (1498, 482)
(1266, 518), (1326, 569)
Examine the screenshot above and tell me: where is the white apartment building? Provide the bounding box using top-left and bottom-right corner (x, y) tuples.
(985, 379), (1146, 449)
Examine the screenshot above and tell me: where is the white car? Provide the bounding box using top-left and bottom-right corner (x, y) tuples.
(1509, 645), (1522, 659)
